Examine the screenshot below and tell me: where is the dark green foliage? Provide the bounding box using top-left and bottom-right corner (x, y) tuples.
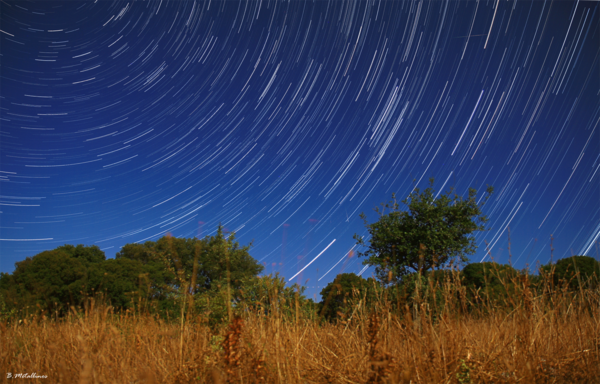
(388, 268), (463, 320)
(0, 272), (12, 292)
(116, 240), (181, 300)
(236, 274), (307, 314)
(113, 225), (265, 321)
(6, 216), (598, 328)
(0, 272), (17, 321)
(540, 256), (600, 290)
(116, 225), (263, 296)
(318, 273), (379, 321)
(462, 262), (519, 289)
(397, 269), (454, 299)
(0, 225), (266, 320)
(354, 178), (493, 284)
(1, 244), (151, 315)
(87, 258), (151, 309)
(2, 247), (97, 313)
(54, 244), (106, 264)
(194, 274), (310, 327)
(461, 262), (519, 307)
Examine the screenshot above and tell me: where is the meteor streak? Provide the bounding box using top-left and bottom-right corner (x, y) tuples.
(289, 239), (336, 282)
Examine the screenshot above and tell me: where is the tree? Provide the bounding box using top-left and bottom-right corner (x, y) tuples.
(116, 224), (264, 316)
(318, 273), (379, 321)
(0, 244), (158, 315)
(540, 256), (600, 290)
(354, 178), (493, 285)
(196, 273), (309, 327)
(0, 226), (265, 319)
(462, 262), (519, 289)
(54, 244), (106, 264)
(461, 262), (519, 307)
(0, 246), (103, 314)
(87, 258), (152, 309)
(236, 274), (307, 315)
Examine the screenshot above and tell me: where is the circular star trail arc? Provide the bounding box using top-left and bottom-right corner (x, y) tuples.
(1, 0), (598, 298)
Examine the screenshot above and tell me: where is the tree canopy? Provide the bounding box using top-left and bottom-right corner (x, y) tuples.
(462, 262), (519, 289)
(461, 262), (520, 306)
(1, 247), (102, 313)
(318, 273), (379, 321)
(0, 225), (266, 317)
(354, 178), (493, 284)
(540, 255), (600, 290)
(116, 225), (264, 296)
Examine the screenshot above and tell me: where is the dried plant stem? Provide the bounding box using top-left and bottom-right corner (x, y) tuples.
(4, 260), (600, 383)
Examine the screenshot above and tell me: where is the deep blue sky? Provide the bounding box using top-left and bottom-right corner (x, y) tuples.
(1, 0), (598, 301)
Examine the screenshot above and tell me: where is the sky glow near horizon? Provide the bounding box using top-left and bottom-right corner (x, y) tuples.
(1, 0), (599, 299)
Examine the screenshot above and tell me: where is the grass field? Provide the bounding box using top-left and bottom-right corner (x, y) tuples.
(2, 270), (599, 384)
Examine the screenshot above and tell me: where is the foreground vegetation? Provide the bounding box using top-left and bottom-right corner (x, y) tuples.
(2, 260), (599, 383)
(2, 183), (599, 382)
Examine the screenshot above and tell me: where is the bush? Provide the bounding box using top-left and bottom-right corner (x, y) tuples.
(318, 273), (379, 322)
(540, 255), (600, 290)
(461, 262), (520, 309)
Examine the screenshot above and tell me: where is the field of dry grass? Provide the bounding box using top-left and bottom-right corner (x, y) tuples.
(2, 274), (599, 384)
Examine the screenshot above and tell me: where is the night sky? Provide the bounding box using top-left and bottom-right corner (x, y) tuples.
(1, 0), (599, 300)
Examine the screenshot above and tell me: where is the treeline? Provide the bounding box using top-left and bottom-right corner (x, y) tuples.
(1, 224), (598, 325)
(317, 256), (600, 322)
(0, 226), (312, 326)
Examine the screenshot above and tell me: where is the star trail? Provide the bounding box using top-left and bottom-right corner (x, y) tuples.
(1, 0), (598, 299)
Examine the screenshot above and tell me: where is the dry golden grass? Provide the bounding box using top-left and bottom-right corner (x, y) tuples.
(2, 280), (599, 384)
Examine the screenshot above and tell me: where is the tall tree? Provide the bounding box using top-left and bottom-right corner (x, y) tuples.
(116, 224), (264, 296)
(87, 258), (151, 309)
(54, 244), (106, 264)
(354, 178), (493, 284)
(1, 246), (104, 313)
